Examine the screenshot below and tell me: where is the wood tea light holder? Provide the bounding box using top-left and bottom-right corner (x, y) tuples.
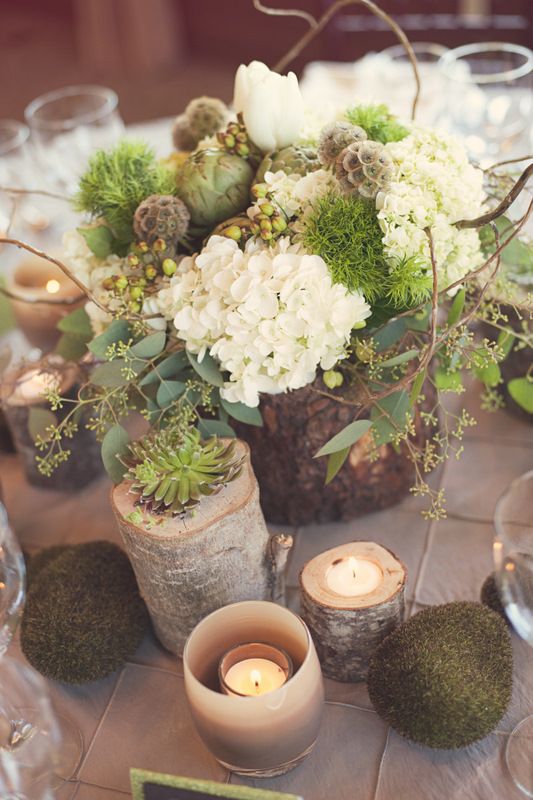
(300, 541), (406, 683)
(1, 356), (103, 490)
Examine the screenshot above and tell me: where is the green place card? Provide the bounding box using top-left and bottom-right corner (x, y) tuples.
(130, 770), (303, 800)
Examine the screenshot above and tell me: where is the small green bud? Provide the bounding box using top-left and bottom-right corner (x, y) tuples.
(137, 241), (149, 253)
(260, 230), (273, 241)
(145, 265), (157, 280)
(323, 370), (343, 389)
(102, 277), (115, 291)
(130, 286), (144, 301)
(236, 143), (250, 158)
(162, 258), (178, 276)
(153, 238), (166, 252)
(129, 301), (141, 313)
(260, 202), (275, 217)
(224, 133), (236, 149)
(271, 215), (287, 232)
(115, 276), (128, 291)
(227, 123), (240, 136)
(224, 225), (242, 241)
(355, 341), (373, 362)
(352, 320), (367, 330)
(236, 131), (248, 143)
(251, 183), (268, 199)
(127, 254), (140, 267)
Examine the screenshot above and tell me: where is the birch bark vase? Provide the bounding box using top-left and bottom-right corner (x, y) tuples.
(300, 541), (406, 683)
(111, 440), (292, 655)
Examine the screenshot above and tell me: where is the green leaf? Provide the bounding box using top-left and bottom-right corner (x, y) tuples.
(370, 390), (411, 446)
(56, 307), (92, 336)
(88, 320), (131, 359)
(156, 380), (186, 408)
(314, 419), (372, 458)
(508, 377), (533, 414)
(435, 367), (463, 392)
(447, 288), (466, 327)
(77, 225), (115, 259)
(101, 424), (130, 483)
(197, 418), (236, 438)
(325, 447), (350, 484)
(90, 359), (143, 387)
(497, 330), (516, 360)
(28, 408), (56, 442)
(220, 398), (263, 427)
(130, 331), (166, 359)
(409, 369), (426, 405)
(380, 348), (419, 369)
(139, 352), (189, 386)
(187, 351), (224, 387)
(373, 319), (407, 351)
(55, 332), (90, 361)
(474, 362), (501, 387)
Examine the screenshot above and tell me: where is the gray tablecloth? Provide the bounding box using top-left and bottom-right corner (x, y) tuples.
(2, 381), (532, 800)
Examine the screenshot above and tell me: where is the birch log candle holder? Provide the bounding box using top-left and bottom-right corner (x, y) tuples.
(111, 440), (293, 655)
(300, 541), (406, 683)
(0, 356), (103, 490)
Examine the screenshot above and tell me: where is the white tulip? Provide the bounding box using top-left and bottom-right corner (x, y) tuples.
(233, 60), (304, 152)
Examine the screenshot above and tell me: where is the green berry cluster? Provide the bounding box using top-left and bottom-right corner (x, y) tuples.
(217, 113), (251, 159)
(248, 182), (288, 242)
(102, 238), (178, 313)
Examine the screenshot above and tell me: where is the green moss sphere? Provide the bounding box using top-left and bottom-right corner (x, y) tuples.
(25, 545), (70, 590)
(481, 573), (509, 623)
(21, 541), (149, 685)
(367, 602), (512, 749)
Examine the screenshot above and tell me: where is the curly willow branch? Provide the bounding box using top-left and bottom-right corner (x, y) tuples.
(455, 162), (533, 229)
(266, 0), (420, 120)
(252, 0), (318, 29)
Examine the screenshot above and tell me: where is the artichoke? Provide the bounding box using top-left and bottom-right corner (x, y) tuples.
(255, 145), (321, 183)
(121, 427), (244, 517)
(177, 148), (254, 231)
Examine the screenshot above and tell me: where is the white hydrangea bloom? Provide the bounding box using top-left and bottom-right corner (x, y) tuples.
(62, 229), (125, 335)
(377, 126), (485, 291)
(155, 236), (370, 407)
(257, 168), (339, 237)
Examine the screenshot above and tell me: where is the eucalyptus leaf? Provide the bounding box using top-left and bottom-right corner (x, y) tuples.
(55, 332), (90, 362)
(187, 351), (224, 387)
(198, 418), (236, 438)
(57, 307), (93, 337)
(90, 359), (143, 387)
(435, 367), (463, 392)
(474, 362), (501, 388)
(409, 369), (426, 405)
(497, 330), (516, 360)
(28, 408), (56, 443)
(380, 348), (419, 369)
(447, 288), (466, 327)
(405, 306), (431, 332)
(220, 398), (263, 427)
(325, 447), (350, 484)
(508, 378), (533, 414)
(373, 319), (407, 351)
(139, 352), (189, 386)
(101, 424), (130, 483)
(314, 419), (372, 458)
(88, 320), (131, 360)
(156, 380), (186, 408)
(370, 390), (411, 446)
(77, 225), (115, 259)
(130, 331), (166, 359)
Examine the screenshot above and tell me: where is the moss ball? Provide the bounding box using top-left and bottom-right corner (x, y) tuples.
(481, 573), (508, 623)
(367, 601), (513, 749)
(21, 541), (149, 684)
(25, 545), (70, 590)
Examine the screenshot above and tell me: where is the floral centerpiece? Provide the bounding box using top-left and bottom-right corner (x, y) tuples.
(1, 2), (531, 525)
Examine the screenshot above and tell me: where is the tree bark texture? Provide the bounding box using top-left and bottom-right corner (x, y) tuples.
(299, 541), (406, 683)
(235, 381), (437, 525)
(111, 440), (293, 655)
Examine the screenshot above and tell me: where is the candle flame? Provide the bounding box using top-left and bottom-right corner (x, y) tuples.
(250, 669), (262, 690)
(46, 279), (60, 294)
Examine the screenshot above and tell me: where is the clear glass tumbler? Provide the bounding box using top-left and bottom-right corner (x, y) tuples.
(494, 469), (533, 797)
(439, 43), (533, 160)
(379, 42), (449, 125)
(25, 85), (124, 193)
(0, 121), (31, 234)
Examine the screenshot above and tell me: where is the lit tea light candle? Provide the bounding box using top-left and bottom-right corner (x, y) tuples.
(300, 541), (406, 682)
(219, 642), (293, 697)
(326, 555), (383, 597)
(6, 255), (85, 351)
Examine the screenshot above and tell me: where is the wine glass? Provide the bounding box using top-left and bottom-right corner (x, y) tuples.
(25, 85), (124, 194)
(0, 121), (30, 235)
(379, 42), (449, 125)
(0, 502), (83, 788)
(0, 657), (61, 800)
(439, 43), (533, 161)
(494, 469), (533, 797)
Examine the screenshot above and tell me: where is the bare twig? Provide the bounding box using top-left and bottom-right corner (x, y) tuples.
(252, 0), (318, 29)
(268, 0), (420, 120)
(0, 186), (70, 202)
(456, 162), (533, 229)
(484, 155), (533, 172)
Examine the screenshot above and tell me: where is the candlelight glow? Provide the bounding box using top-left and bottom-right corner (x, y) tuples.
(46, 279), (61, 294)
(251, 669), (262, 690)
(348, 556), (358, 578)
